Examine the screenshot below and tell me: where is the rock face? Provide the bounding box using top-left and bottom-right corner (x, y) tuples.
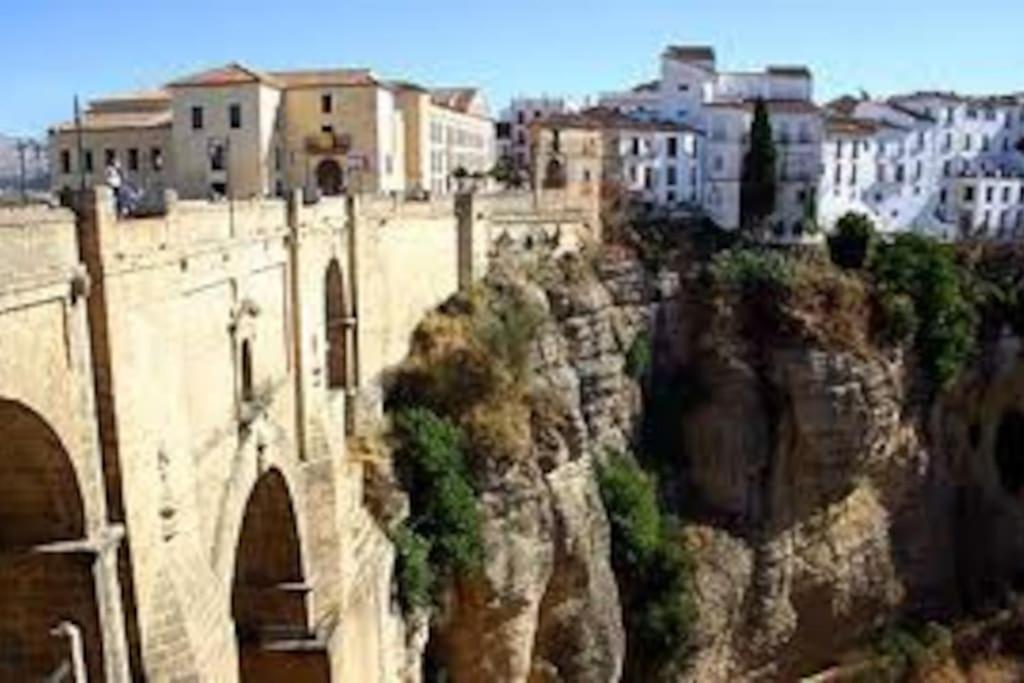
(415, 247), (1024, 682)
(669, 274), (1024, 681)
(431, 254), (674, 683)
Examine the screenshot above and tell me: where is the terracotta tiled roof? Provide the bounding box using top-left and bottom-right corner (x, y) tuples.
(271, 68), (379, 88)
(662, 45), (716, 63)
(827, 95), (863, 116)
(51, 110), (172, 133)
(539, 107), (701, 134)
(631, 80), (660, 93)
(825, 115), (879, 136)
(706, 99), (820, 114)
(884, 100), (936, 123)
(430, 88), (480, 113)
(167, 63), (284, 89)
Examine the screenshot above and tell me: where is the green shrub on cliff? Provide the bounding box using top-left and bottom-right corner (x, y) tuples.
(393, 408), (483, 592)
(392, 524), (435, 612)
(828, 212), (878, 270)
(598, 452), (696, 678)
(872, 234), (977, 387)
(710, 247), (794, 296)
(625, 332), (653, 382)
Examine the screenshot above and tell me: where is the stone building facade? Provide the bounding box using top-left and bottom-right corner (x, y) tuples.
(0, 187), (596, 682)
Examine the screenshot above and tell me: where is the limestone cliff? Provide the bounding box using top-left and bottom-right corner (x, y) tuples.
(385, 238), (1024, 682)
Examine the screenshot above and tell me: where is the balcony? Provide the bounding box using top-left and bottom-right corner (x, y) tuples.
(305, 132), (352, 155)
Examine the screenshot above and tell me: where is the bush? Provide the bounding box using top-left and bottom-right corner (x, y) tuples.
(598, 453), (696, 678)
(829, 212), (877, 270)
(625, 332), (653, 382)
(872, 234), (977, 387)
(865, 622), (954, 681)
(710, 248), (794, 296)
(599, 453), (662, 572)
(471, 287), (546, 382)
(393, 524), (435, 613)
(393, 408), (483, 582)
(876, 290), (919, 346)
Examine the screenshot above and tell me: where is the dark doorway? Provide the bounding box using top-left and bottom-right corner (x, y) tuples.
(315, 159), (344, 197)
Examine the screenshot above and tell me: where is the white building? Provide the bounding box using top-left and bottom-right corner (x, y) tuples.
(819, 92), (1024, 239)
(496, 97), (572, 175)
(599, 46), (822, 236)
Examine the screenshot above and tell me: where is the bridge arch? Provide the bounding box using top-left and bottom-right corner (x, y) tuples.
(0, 399), (103, 680)
(231, 468), (329, 681)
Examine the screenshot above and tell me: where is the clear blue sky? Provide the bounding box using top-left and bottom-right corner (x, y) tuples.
(3, 0), (1023, 136)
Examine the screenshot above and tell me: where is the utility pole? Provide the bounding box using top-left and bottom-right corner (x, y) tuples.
(16, 139), (27, 203)
(74, 95), (87, 193)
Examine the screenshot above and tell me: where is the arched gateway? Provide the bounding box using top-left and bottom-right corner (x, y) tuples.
(316, 159), (345, 197)
(232, 469), (330, 682)
(0, 399), (104, 681)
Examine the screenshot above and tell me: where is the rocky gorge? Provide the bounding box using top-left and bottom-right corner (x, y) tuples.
(374, 227), (1024, 682)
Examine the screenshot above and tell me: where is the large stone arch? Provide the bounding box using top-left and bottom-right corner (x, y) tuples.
(231, 468), (330, 682)
(0, 399), (104, 681)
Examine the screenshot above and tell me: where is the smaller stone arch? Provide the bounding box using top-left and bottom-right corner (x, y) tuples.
(316, 159), (344, 197)
(324, 258), (348, 392)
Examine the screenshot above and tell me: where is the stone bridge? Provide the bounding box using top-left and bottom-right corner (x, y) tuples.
(0, 189), (596, 682)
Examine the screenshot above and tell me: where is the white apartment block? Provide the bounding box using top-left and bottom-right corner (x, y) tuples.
(602, 113), (703, 207)
(599, 46), (822, 236)
(497, 97), (572, 173)
(819, 92), (1024, 239)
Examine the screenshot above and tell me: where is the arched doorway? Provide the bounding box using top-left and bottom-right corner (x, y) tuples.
(543, 158), (566, 189)
(315, 159), (344, 197)
(996, 411), (1024, 497)
(232, 470), (329, 682)
(324, 259), (347, 392)
(0, 399), (103, 681)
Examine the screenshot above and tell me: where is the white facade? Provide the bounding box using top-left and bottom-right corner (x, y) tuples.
(819, 93), (1024, 239)
(497, 97), (571, 172)
(599, 46), (821, 235)
(612, 123), (703, 207)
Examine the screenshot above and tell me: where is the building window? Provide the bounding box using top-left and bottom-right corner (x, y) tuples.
(943, 160), (952, 177)
(240, 340), (254, 403)
(667, 166), (678, 186)
(964, 134), (972, 152)
(274, 147), (282, 172)
(631, 137), (640, 156)
(986, 187), (995, 203)
(322, 93), (333, 114)
(713, 156), (724, 172)
(964, 186), (975, 202)
(552, 129), (561, 154)
(1004, 187), (1012, 203)
(321, 124), (333, 134)
(229, 103), (242, 129)
(210, 143), (225, 172)
(60, 149), (71, 174)
(83, 149), (93, 173)
(940, 188), (948, 204)
(104, 149), (116, 167)
(644, 167), (655, 190)
(128, 148), (139, 172)
(667, 136), (678, 158)
(191, 106), (204, 130)
(516, 111), (525, 125)
(151, 147), (164, 171)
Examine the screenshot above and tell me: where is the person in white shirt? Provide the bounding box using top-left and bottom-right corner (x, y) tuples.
(106, 160), (125, 216)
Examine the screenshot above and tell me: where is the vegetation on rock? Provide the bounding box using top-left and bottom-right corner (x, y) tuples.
(828, 212), (878, 270)
(598, 452), (696, 680)
(391, 408), (483, 610)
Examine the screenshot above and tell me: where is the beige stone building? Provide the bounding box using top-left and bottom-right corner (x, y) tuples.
(530, 113), (604, 201)
(50, 63), (494, 203)
(49, 90), (173, 207)
(272, 68), (406, 197)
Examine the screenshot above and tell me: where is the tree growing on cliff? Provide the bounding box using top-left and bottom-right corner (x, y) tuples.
(829, 212), (878, 270)
(740, 98), (778, 236)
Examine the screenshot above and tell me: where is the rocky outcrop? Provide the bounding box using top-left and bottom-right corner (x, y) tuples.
(668, 271), (1024, 681)
(430, 254), (676, 683)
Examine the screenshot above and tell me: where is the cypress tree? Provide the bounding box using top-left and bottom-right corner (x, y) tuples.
(740, 98), (778, 235)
